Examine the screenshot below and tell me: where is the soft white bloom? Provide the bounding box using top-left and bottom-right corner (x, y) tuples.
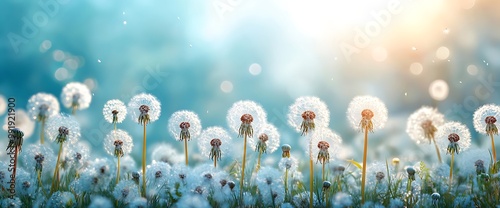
(113, 180), (139, 204)
(287, 96), (330, 135)
(60, 82), (92, 110)
(174, 194), (211, 208)
(406, 106), (445, 144)
(307, 127), (342, 162)
(226, 100), (267, 137)
(102, 99), (127, 124)
(197, 126), (232, 161)
(333, 192), (352, 208)
(1, 197), (22, 208)
(250, 123), (280, 153)
(151, 143), (184, 165)
(46, 191), (76, 207)
(21, 144), (56, 177)
(436, 122), (471, 154)
(104, 129), (133, 157)
(127, 93), (161, 124)
(347, 95), (388, 132)
(456, 148), (491, 177)
(168, 110), (202, 141)
(27, 93), (60, 121)
(45, 113), (80, 145)
(473, 104), (500, 135)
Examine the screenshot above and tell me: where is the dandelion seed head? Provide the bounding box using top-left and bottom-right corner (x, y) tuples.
(407, 106), (445, 144)
(21, 144), (56, 175)
(288, 96), (330, 134)
(249, 123), (280, 153)
(61, 82), (92, 110)
(45, 113), (80, 145)
(256, 167), (282, 191)
(128, 93), (161, 123)
(292, 191), (319, 207)
(146, 161), (171, 186)
(347, 95), (388, 132)
(305, 127), (342, 161)
(47, 191), (76, 208)
(27, 93), (60, 121)
(168, 110), (202, 141)
(473, 104), (500, 135)
(88, 196), (113, 208)
(102, 99), (127, 124)
(226, 100), (267, 136)
(104, 129), (133, 157)
(197, 127), (232, 160)
(436, 122), (471, 153)
(64, 141), (90, 167)
(151, 143), (184, 165)
(1, 197), (22, 208)
(113, 180), (139, 204)
(456, 148), (491, 177)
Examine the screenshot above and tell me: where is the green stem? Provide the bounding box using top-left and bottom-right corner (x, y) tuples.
(361, 127), (368, 204)
(51, 143), (63, 194)
(184, 138), (189, 166)
(490, 133), (497, 166)
(240, 134), (248, 201)
(116, 156), (121, 185)
(448, 152), (454, 192)
(256, 151), (262, 172)
(322, 162), (325, 182)
(142, 121), (147, 197)
(71, 106), (76, 115)
(309, 138), (313, 208)
(40, 120), (45, 144)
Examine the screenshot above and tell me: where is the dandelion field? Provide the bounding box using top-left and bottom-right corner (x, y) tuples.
(2, 0), (500, 207)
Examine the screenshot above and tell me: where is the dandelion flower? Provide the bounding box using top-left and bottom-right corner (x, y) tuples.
(104, 129), (133, 158)
(346, 95), (387, 204)
(21, 144), (56, 180)
(102, 99), (127, 127)
(473, 104), (500, 161)
(60, 82), (92, 114)
(113, 180), (140, 204)
(128, 93), (161, 197)
(27, 93), (60, 144)
(168, 110), (202, 166)
(45, 113), (80, 145)
(175, 194), (211, 208)
(288, 96), (330, 136)
(251, 123), (280, 171)
(197, 127), (232, 167)
(128, 93), (161, 125)
(407, 106), (445, 163)
(436, 121), (471, 190)
(456, 148), (491, 177)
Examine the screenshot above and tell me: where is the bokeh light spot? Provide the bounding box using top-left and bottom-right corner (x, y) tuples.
(429, 79), (449, 101)
(467, 65), (478, 75)
(220, 81), (233, 93)
(249, 63), (262, 75)
(409, 62), (423, 75)
(436, 46), (450, 60)
(55, 67), (69, 81)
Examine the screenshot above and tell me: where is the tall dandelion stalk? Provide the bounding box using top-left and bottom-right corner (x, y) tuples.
(347, 95), (388, 204)
(50, 126), (69, 193)
(252, 123), (280, 172)
(473, 104), (500, 168)
(280, 145), (292, 199)
(436, 121), (471, 192)
(104, 129), (133, 185)
(128, 93), (161, 197)
(27, 93), (60, 144)
(198, 127), (231, 169)
(239, 113), (253, 200)
(288, 96), (331, 208)
(168, 111), (202, 167)
(103, 99), (128, 184)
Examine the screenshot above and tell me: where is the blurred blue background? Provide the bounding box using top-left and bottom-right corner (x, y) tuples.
(1, 0), (500, 166)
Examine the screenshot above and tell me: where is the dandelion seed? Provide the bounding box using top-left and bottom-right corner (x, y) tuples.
(473, 104), (500, 161)
(60, 82), (92, 115)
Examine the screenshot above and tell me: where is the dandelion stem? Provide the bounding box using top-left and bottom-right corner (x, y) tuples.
(256, 151), (262, 172)
(116, 156), (121, 185)
(361, 126), (369, 204)
(51, 143), (63, 194)
(142, 120), (147, 197)
(214, 156), (217, 168)
(240, 134), (248, 201)
(40, 120), (45, 144)
(284, 168), (289, 201)
(489, 133), (497, 163)
(71, 106), (76, 115)
(431, 136), (442, 163)
(448, 152), (454, 192)
(184, 138), (189, 166)
(309, 138), (313, 208)
(322, 162), (325, 182)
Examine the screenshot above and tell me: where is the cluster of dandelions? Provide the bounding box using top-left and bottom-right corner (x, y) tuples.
(4, 87), (500, 208)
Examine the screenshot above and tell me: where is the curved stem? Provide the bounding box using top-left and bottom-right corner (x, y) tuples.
(431, 136), (442, 163)
(240, 134), (247, 201)
(142, 121), (147, 197)
(184, 139), (189, 166)
(361, 127), (368, 204)
(40, 120), (45, 144)
(51, 143), (63, 194)
(448, 153), (454, 192)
